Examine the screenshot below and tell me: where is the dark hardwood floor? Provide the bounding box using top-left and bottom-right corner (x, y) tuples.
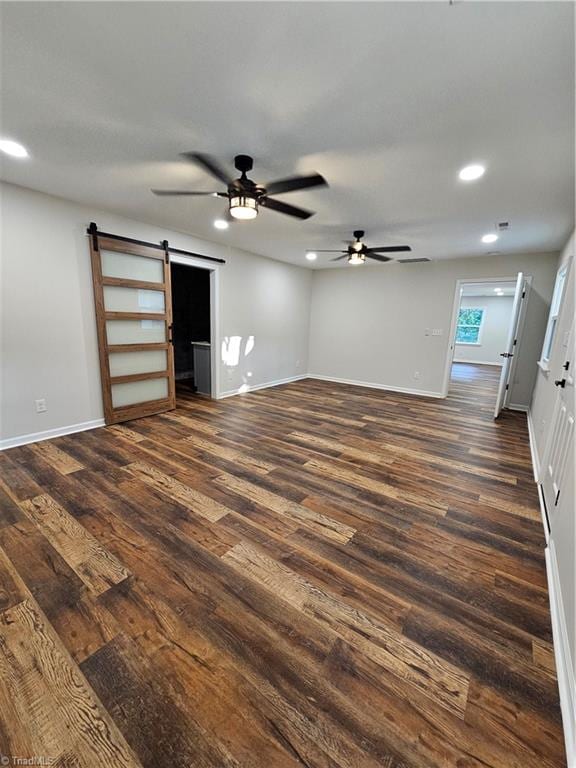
(0, 364), (565, 767)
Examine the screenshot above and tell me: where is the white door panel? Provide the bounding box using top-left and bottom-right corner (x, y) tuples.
(542, 320), (575, 523)
(494, 272), (525, 418)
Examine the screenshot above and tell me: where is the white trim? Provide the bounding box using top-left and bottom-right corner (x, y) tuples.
(507, 403), (529, 412)
(527, 408), (541, 482)
(541, 263), (569, 366)
(538, 359), (551, 374)
(442, 275), (528, 398)
(0, 418), (105, 451)
(217, 374), (308, 399)
(537, 483), (550, 545)
(453, 358), (502, 367)
(308, 373), (443, 399)
(545, 540), (576, 767)
(527, 410), (547, 546)
(169, 252), (220, 399)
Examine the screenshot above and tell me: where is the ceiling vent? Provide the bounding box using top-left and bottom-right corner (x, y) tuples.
(497, 221), (510, 231)
(398, 257), (431, 264)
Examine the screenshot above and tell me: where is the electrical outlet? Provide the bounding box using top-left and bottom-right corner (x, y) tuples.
(413, 371), (420, 380)
(35, 398), (47, 413)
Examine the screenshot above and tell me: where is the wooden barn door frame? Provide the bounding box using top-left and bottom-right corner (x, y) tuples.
(89, 227), (176, 424)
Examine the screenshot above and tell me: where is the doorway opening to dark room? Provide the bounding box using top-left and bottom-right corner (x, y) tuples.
(170, 262), (212, 396)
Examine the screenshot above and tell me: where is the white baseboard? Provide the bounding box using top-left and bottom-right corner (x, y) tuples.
(527, 408), (540, 482)
(537, 484), (550, 545)
(545, 540), (576, 767)
(453, 358), (503, 367)
(217, 374), (308, 399)
(307, 373), (444, 399)
(0, 418), (105, 451)
(507, 403), (529, 413)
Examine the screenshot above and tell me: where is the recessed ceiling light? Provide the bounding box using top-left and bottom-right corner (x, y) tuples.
(482, 233), (498, 244)
(0, 139), (28, 158)
(493, 288), (502, 293)
(305, 251), (317, 261)
(459, 164), (485, 181)
(213, 219), (229, 230)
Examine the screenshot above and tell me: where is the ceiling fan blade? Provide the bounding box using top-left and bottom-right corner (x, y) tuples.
(366, 245), (412, 253)
(151, 189), (223, 196)
(307, 249), (347, 253)
(366, 253), (393, 262)
(180, 152), (234, 185)
(266, 173), (328, 196)
(260, 197), (314, 219)
(330, 254), (349, 261)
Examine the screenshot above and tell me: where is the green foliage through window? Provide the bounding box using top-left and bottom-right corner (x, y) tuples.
(456, 307), (484, 344)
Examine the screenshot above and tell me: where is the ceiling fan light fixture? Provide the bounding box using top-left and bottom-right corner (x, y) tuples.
(348, 253), (365, 266)
(229, 194), (258, 220)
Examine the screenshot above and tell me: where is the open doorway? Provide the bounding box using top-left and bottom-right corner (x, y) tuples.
(444, 275), (528, 416)
(170, 262), (212, 396)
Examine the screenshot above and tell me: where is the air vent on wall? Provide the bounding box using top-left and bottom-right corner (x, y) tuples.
(397, 257), (431, 264)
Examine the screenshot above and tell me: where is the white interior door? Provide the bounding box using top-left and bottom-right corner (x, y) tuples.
(494, 272), (526, 418)
(542, 320), (575, 522)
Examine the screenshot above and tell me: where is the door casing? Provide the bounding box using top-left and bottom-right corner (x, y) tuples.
(442, 275), (532, 403)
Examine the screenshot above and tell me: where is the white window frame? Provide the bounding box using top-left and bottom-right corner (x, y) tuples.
(539, 265), (567, 370)
(455, 306), (485, 346)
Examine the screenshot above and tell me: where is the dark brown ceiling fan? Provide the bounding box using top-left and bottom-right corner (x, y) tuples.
(152, 153), (328, 221)
(309, 230), (411, 265)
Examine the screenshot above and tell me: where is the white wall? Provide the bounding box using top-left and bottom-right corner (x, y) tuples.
(308, 251), (559, 405)
(0, 182), (312, 444)
(454, 295), (513, 366)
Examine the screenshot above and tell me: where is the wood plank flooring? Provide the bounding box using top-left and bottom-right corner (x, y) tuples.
(0, 363), (565, 767)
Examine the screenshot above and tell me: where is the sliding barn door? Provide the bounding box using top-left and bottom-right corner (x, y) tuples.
(89, 232), (176, 424)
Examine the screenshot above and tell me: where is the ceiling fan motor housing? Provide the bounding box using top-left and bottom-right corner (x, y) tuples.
(234, 154), (254, 174)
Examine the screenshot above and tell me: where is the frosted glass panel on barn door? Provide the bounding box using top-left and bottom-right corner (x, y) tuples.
(89, 230), (175, 424)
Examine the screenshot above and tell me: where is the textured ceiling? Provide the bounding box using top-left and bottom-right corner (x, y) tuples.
(1, 2), (573, 268)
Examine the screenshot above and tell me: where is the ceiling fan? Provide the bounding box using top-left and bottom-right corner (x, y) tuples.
(152, 153), (328, 221)
(309, 230), (412, 265)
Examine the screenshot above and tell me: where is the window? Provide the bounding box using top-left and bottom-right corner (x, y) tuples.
(540, 265), (567, 366)
(455, 307), (484, 344)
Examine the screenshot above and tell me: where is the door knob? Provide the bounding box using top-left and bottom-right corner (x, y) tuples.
(555, 378), (566, 388)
